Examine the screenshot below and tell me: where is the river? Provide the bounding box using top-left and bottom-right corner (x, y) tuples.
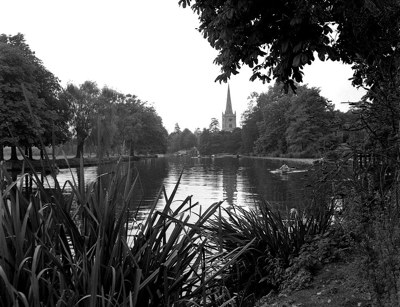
(43, 155), (312, 219)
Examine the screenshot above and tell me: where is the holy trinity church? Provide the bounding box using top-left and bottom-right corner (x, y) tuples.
(221, 85), (236, 132)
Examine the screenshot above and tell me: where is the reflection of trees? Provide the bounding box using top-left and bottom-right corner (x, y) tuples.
(93, 159), (169, 221)
(242, 159), (306, 214)
(130, 158), (169, 220)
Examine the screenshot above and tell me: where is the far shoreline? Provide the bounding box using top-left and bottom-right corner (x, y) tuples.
(240, 155), (318, 165)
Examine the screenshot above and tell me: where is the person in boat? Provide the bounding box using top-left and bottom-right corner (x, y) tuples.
(279, 164), (291, 172)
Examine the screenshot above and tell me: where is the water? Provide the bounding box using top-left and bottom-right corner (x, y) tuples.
(151, 156), (309, 212)
(43, 156), (311, 218)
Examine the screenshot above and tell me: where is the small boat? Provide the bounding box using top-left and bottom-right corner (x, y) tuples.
(270, 164), (299, 175)
(278, 164), (294, 173)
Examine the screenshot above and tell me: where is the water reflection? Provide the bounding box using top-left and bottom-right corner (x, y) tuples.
(22, 156), (310, 218)
(155, 156), (309, 215)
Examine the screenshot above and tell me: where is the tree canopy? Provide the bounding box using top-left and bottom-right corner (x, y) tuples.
(179, 0), (400, 92)
(242, 83), (339, 157)
(0, 33), (70, 160)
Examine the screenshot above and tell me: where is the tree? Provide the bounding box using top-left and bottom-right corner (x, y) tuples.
(0, 33), (67, 160)
(167, 123), (183, 153)
(224, 128), (242, 153)
(241, 93), (262, 153)
(134, 105), (168, 154)
(174, 123), (182, 134)
(198, 128), (211, 155)
(179, 0), (400, 92)
(181, 128), (197, 150)
(0, 42), (44, 160)
(254, 84), (294, 155)
(242, 83), (337, 157)
(114, 95), (167, 156)
(285, 86), (335, 156)
(60, 81), (100, 158)
(209, 118), (220, 133)
(85, 87), (121, 157)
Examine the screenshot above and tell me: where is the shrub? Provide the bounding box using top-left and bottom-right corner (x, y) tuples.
(205, 199), (335, 305)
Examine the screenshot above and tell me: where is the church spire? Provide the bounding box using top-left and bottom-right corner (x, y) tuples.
(222, 84), (236, 132)
(225, 84), (233, 114)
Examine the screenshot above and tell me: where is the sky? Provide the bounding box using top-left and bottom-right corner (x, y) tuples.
(1, 0), (365, 133)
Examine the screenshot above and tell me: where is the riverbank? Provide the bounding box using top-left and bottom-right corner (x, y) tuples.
(256, 256), (372, 307)
(241, 155), (318, 165)
(2, 155), (144, 172)
(254, 228), (373, 307)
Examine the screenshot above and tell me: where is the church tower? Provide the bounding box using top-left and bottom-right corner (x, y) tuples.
(222, 85), (237, 132)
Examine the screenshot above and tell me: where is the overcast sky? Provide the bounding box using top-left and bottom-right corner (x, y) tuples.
(1, 0), (365, 133)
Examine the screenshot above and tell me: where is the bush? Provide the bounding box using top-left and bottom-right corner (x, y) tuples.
(206, 200), (335, 305)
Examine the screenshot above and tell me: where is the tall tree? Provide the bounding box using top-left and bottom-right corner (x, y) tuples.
(198, 128), (211, 155)
(60, 81), (99, 158)
(0, 42), (43, 160)
(285, 86), (335, 156)
(135, 104), (168, 154)
(254, 84), (294, 155)
(0, 33), (67, 160)
(87, 87), (120, 158)
(115, 95), (167, 155)
(0, 34), (69, 156)
(181, 128), (197, 150)
(241, 93), (262, 153)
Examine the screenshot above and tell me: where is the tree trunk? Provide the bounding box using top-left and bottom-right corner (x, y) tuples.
(0, 145), (3, 161)
(10, 145), (18, 160)
(76, 140), (84, 158)
(29, 147), (33, 160)
(129, 142), (135, 157)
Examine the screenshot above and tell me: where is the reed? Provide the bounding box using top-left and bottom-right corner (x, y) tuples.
(206, 200), (334, 303)
(0, 157), (249, 306)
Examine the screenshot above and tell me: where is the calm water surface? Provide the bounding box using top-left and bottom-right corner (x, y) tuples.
(47, 156), (311, 219)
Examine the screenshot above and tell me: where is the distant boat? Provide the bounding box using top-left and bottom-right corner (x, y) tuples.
(270, 164), (304, 175)
(278, 164), (294, 173)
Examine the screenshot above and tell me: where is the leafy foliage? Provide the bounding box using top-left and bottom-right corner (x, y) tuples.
(179, 0), (400, 92)
(0, 33), (69, 154)
(60, 81), (100, 158)
(59, 83), (168, 158)
(244, 83), (340, 157)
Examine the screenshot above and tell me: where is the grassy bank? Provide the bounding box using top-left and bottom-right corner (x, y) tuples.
(2, 155), (140, 172)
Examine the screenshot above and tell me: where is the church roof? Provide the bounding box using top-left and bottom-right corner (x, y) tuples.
(225, 84), (234, 114)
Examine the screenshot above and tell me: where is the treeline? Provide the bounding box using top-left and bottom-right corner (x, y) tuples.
(169, 83), (358, 158)
(0, 33), (167, 160)
(60, 82), (168, 158)
(242, 83), (358, 158)
(167, 120), (242, 155)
